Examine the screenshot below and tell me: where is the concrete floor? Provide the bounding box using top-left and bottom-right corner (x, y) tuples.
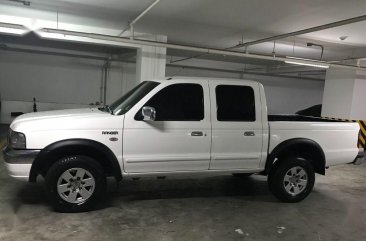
(0, 124), (366, 241)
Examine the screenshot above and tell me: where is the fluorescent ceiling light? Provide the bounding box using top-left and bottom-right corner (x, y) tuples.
(0, 26), (28, 35)
(285, 56), (329, 68)
(0, 22), (29, 36)
(285, 60), (329, 68)
(286, 56), (315, 61)
(36, 28), (141, 49)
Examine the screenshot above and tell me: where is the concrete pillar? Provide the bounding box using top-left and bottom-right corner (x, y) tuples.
(136, 35), (167, 82)
(322, 66), (366, 120)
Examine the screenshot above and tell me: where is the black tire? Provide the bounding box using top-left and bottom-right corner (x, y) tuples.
(268, 157), (315, 203)
(232, 173), (253, 178)
(45, 155), (106, 212)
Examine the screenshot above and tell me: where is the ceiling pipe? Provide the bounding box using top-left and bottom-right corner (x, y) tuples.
(39, 27), (366, 71)
(0, 44), (125, 61)
(167, 63), (324, 81)
(119, 0), (161, 38)
(240, 15), (366, 47)
(170, 43), (245, 64)
(307, 42), (324, 60)
(0, 22), (27, 30)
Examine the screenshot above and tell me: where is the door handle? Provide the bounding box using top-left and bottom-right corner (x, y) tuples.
(244, 131), (255, 136)
(191, 131), (203, 136)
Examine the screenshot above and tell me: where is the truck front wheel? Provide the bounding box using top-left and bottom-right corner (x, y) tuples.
(268, 157), (315, 202)
(45, 155), (106, 212)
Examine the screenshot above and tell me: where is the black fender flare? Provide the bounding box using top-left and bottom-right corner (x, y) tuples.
(264, 138), (326, 175)
(29, 139), (122, 182)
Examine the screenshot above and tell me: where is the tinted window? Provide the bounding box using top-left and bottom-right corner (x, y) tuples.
(109, 81), (160, 115)
(139, 83), (204, 121)
(216, 85), (255, 121)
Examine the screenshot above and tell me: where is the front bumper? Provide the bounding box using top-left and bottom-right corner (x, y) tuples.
(2, 146), (40, 181)
(352, 150), (365, 165)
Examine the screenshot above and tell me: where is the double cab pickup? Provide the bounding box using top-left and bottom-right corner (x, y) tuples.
(3, 77), (363, 212)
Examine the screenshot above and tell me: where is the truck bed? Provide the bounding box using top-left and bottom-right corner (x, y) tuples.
(268, 115), (360, 166)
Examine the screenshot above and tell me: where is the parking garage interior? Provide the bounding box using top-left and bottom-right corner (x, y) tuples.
(0, 0), (366, 240)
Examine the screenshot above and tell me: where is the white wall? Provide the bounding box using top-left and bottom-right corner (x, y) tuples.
(350, 78), (366, 120)
(166, 66), (324, 114)
(321, 68), (355, 119)
(0, 50), (136, 124)
(0, 47), (325, 124)
(322, 67), (366, 120)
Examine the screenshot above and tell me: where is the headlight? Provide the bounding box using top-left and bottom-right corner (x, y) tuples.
(8, 129), (26, 149)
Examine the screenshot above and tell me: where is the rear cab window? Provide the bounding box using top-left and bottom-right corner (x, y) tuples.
(215, 85), (256, 122)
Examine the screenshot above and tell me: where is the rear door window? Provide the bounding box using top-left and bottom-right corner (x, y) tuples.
(216, 85), (255, 121)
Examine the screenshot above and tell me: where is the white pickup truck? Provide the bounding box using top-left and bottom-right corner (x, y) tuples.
(3, 77), (363, 212)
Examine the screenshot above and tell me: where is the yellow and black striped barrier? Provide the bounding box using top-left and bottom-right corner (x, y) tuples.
(357, 120), (366, 149)
(321, 117), (366, 149)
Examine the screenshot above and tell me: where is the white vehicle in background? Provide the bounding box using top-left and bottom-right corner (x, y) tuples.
(2, 77), (363, 212)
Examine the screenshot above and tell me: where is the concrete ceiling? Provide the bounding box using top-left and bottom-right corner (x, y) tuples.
(1, 0), (366, 64)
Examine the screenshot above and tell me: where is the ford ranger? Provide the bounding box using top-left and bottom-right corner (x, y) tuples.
(2, 77), (363, 212)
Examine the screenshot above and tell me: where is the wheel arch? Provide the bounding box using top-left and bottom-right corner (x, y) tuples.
(29, 139), (122, 182)
(264, 138), (326, 175)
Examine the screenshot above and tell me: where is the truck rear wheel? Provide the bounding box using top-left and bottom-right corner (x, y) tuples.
(268, 157), (315, 202)
(45, 155), (106, 212)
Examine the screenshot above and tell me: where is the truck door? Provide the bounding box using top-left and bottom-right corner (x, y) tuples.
(209, 81), (263, 170)
(123, 80), (211, 173)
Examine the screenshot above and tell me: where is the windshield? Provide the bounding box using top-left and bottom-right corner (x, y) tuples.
(109, 81), (160, 115)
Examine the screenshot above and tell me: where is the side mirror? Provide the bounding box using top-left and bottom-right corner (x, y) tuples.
(142, 106), (156, 121)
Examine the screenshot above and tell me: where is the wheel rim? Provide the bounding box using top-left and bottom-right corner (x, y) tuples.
(283, 166), (308, 196)
(57, 168), (95, 204)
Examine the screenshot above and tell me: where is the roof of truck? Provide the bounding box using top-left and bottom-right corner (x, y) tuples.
(151, 76), (259, 85)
